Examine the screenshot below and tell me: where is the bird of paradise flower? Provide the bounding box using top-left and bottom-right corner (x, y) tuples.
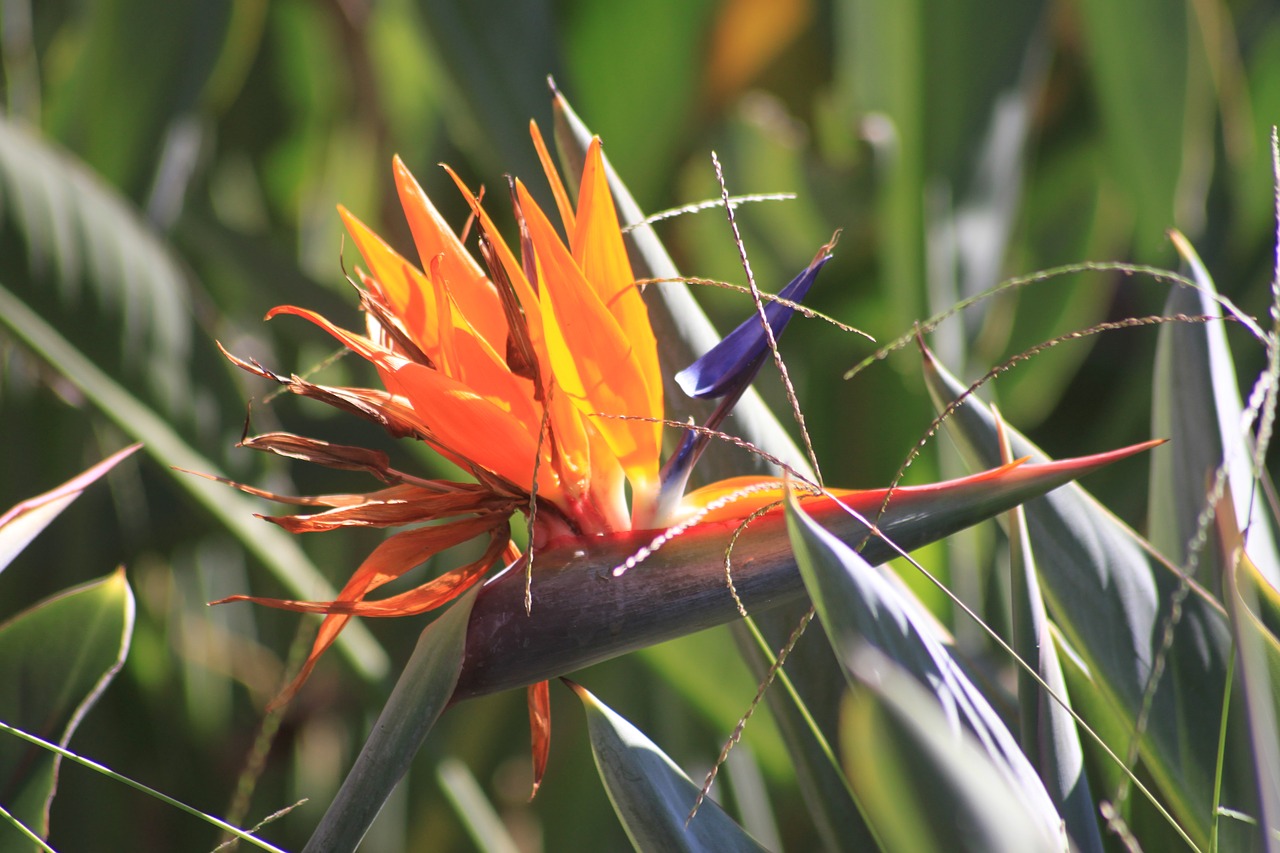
(207, 119), (1155, 796)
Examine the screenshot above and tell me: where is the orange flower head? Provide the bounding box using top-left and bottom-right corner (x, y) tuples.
(213, 121), (840, 713)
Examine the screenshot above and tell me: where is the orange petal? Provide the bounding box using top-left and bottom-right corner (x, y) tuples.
(442, 167), (596, 495)
(527, 680), (551, 799)
(516, 179), (661, 499)
(269, 305), (543, 463)
(386, 361), (557, 495)
(392, 156), (508, 351)
(530, 120), (575, 236)
(339, 207), (441, 355)
(241, 516), (501, 708)
(572, 139), (662, 428)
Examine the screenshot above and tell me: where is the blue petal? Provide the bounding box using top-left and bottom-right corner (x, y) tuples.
(675, 255), (831, 399)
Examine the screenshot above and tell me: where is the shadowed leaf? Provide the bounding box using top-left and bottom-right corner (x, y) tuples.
(785, 487), (1064, 843)
(0, 569), (133, 839)
(302, 587), (477, 853)
(567, 680), (770, 853)
(839, 647), (1064, 853)
(923, 345), (1233, 849)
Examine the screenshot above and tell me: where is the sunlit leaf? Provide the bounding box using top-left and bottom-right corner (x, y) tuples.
(785, 487), (1064, 843)
(923, 346), (1234, 849)
(0, 444), (139, 575)
(839, 647), (1064, 852)
(998, 418), (1103, 853)
(567, 680), (770, 853)
(1216, 493), (1280, 844)
(0, 569), (134, 839)
(1151, 231), (1280, 586)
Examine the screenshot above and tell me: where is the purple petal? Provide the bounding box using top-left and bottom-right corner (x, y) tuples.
(675, 255), (831, 399)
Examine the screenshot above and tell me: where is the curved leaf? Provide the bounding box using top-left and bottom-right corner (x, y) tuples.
(0, 117), (194, 421)
(839, 647), (1064, 853)
(567, 680), (769, 853)
(0, 444), (140, 576)
(785, 488), (1064, 844)
(923, 346), (1233, 849)
(1216, 495), (1280, 846)
(999, 421), (1102, 853)
(0, 569), (134, 839)
(302, 587), (477, 853)
(1150, 231), (1280, 587)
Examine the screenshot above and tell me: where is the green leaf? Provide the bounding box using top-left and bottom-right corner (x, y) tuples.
(0, 116), (196, 422)
(415, 0), (560, 184)
(0, 279), (387, 684)
(567, 680), (770, 853)
(1216, 495), (1280, 845)
(0, 569), (134, 840)
(1074, 0), (1198, 256)
(0, 444), (139, 575)
(923, 346), (1228, 849)
(437, 757), (521, 853)
(302, 586), (478, 853)
(839, 647), (1064, 853)
(1150, 231), (1280, 587)
(785, 488), (1064, 843)
(42, 0), (232, 195)
(999, 420), (1103, 853)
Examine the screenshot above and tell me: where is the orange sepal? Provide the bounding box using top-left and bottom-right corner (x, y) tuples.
(529, 120), (575, 235)
(219, 517), (504, 709)
(386, 360), (558, 498)
(392, 156), (508, 350)
(338, 207), (441, 356)
(572, 139), (662, 428)
(516, 179), (661, 497)
(527, 679), (551, 799)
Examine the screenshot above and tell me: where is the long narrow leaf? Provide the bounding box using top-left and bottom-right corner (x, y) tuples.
(999, 419), (1103, 852)
(567, 680), (769, 853)
(0, 443), (139, 575)
(1150, 231), (1280, 586)
(785, 488), (1065, 845)
(302, 587), (477, 853)
(840, 647), (1063, 852)
(923, 345), (1233, 849)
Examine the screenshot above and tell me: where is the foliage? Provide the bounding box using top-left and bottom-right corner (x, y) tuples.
(2, 1), (1280, 851)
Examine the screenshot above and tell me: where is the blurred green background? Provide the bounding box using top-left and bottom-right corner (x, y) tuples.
(1, 0), (1279, 849)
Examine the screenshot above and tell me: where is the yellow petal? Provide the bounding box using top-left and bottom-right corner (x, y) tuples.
(572, 139), (662, 432)
(517, 179), (661, 498)
(393, 156), (508, 350)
